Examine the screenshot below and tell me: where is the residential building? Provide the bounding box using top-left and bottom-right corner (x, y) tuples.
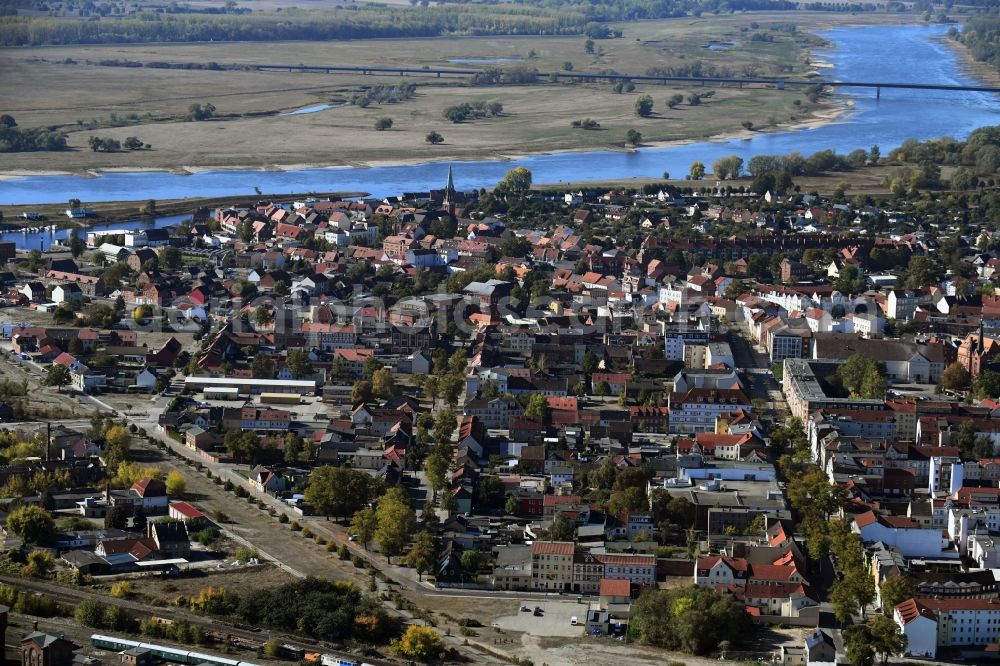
(668, 388), (752, 434)
(895, 597), (1000, 658)
(530, 541), (575, 592)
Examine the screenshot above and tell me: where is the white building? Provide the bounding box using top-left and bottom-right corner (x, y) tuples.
(854, 510), (955, 559)
(967, 533), (1000, 569)
(948, 506), (1000, 555)
(705, 341), (735, 368)
(668, 388), (752, 434)
(598, 553), (656, 586)
(895, 597), (1000, 659)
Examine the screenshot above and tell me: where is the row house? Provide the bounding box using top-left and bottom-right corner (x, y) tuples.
(571, 552), (656, 595)
(301, 322), (357, 350)
(896, 597), (1000, 659)
(223, 407), (292, 432)
(668, 388), (753, 434)
(464, 396), (522, 429)
(531, 541), (575, 592)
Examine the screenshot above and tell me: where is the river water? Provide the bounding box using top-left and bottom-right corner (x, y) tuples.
(0, 214), (190, 252)
(1, 24), (998, 210)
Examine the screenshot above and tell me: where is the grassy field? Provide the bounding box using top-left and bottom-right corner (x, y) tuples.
(0, 12), (921, 174)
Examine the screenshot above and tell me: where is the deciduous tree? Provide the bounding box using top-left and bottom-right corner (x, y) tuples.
(941, 362), (972, 391)
(286, 349), (314, 379)
(350, 506), (377, 551)
(423, 453), (448, 496)
(406, 530), (436, 580)
(6, 505), (55, 546)
(634, 94), (654, 117)
(305, 467), (376, 522)
(165, 471), (186, 497)
(44, 365), (70, 392)
(372, 367), (396, 399)
(393, 625), (445, 662)
(548, 512), (576, 541)
(352, 380), (374, 405)
(375, 486), (416, 562)
(497, 166), (532, 197)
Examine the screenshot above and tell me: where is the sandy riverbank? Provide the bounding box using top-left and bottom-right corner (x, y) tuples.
(0, 95), (852, 182)
(938, 29), (1000, 90)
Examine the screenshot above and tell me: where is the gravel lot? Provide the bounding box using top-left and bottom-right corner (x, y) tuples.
(494, 600), (586, 637)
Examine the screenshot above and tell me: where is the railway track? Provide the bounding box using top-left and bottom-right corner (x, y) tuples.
(2, 575), (397, 666)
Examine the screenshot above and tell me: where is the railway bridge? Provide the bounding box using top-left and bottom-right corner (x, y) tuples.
(252, 63), (1000, 100)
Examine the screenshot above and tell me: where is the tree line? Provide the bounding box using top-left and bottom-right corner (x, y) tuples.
(0, 5), (589, 46)
(183, 578), (397, 644)
(0, 114), (67, 152)
(957, 18), (1000, 75)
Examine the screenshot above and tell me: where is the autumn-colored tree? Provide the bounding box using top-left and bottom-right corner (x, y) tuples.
(393, 625), (445, 662)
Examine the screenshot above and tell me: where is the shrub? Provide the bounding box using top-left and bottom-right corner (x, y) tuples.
(110, 581), (133, 598)
(75, 598), (108, 627)
(188, 586), (239, 615)
(234, 547), (259, 563)
(191, 525), (221, 547)
(15, 593), (62, 618)
(21, 551), (54, 578)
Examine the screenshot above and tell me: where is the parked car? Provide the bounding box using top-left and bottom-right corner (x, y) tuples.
(570, 616), (578, 626)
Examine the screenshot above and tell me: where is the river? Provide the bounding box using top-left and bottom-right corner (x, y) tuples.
(1, 24), (998, 211)
(0, 214), (192, 252)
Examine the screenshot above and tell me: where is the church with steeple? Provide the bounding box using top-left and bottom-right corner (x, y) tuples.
(443, 165), (457, 216)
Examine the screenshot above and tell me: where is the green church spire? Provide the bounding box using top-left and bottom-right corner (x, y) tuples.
(444, 166), (455, 200)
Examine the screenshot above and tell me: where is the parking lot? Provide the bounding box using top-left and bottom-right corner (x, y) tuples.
(493, 600), (586, 637)
(181, 393), (332, 421)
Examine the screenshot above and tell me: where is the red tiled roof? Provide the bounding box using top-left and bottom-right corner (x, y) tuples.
(854, 511), (878, 528)
(750, 563), (800, 582)
(895, 598), (927, 625)
(697, 555), (748, 572)
(599, 578), (631, 597)
(543, 495), (582, 507)
(883, 515), (919, 529)
(913, 597), (1000, 611)
(169, 501), (204, 519)
(131, 477), (166, 498)
(596, 554), (655, 566)
(531, 541), (574, 556)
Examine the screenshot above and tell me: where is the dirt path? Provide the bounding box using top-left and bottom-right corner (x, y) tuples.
(513, 633), (738, 666)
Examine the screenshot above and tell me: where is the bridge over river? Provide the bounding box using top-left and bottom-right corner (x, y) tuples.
(252, 63), (1000, 100)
